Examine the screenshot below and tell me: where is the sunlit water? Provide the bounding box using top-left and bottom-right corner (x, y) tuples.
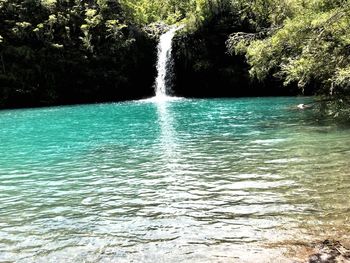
(0, 98), (349, 262)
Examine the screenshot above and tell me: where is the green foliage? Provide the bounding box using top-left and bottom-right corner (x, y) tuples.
(119, 0), (229, 29)
(0, 0), (155, 108)
(119, 0), (189, 25)
(228, 0), (350, 97)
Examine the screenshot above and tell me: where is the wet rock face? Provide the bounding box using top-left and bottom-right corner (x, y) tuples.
(171, 12), (298, 98)
(308, 240), (350, 263)
(143, 22), (171, 40)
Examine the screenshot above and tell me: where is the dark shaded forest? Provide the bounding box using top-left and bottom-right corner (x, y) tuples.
(1, 0), (350, 117)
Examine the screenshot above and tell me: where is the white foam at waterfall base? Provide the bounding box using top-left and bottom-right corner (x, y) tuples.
(153, 26), (182, 101)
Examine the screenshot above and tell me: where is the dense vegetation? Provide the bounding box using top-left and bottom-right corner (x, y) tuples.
(0, 0), (156, 108)
(227, 0), (350, 96)
(1, 0), (349, 115)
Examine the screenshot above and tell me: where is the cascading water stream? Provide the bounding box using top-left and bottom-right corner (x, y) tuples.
(153, 26), (183, 171)
(154, 26), (181, 99)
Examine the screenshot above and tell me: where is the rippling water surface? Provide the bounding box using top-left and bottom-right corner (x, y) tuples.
(0, 98), (349, 262)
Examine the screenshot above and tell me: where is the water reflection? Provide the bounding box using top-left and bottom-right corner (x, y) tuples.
(156, 100), (180, 171)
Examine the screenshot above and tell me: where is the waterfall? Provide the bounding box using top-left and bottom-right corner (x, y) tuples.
(154, 26), (180, 99)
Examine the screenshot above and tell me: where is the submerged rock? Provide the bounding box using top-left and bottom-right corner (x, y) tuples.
(307, 240), (350, 263)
